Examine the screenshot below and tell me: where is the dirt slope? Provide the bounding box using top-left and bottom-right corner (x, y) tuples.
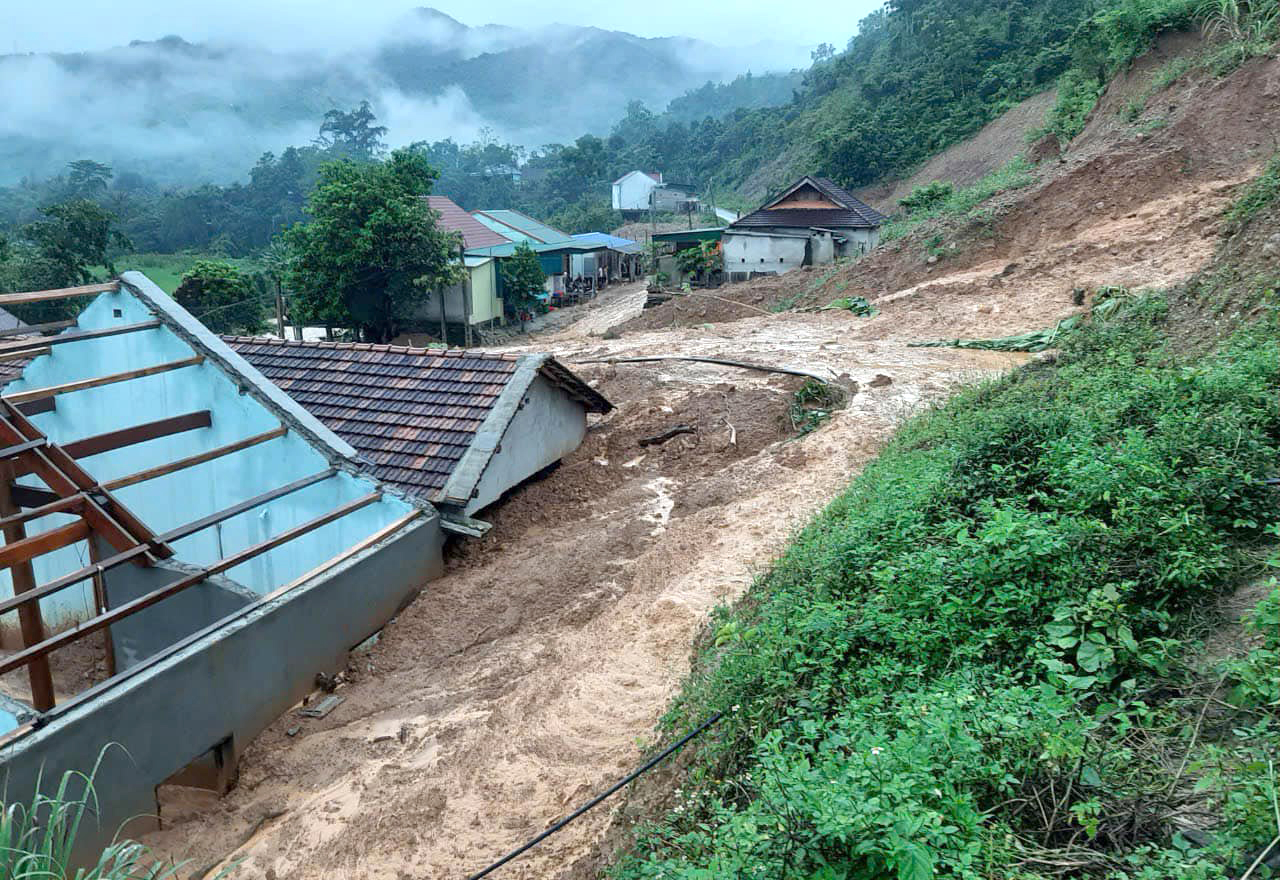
(145, 34), (1279, 880)
(628, 37), (1276, 346)
(854, 88), (1059, 212)
(146, 304), (1022, 879)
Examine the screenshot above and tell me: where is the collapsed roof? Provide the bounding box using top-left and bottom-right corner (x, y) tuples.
(0, 274), (434, 724)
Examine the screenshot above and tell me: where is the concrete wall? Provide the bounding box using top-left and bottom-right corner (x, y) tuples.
(98, 536), (258, 671)
(466, 374), (587, 514)
(723, 232), (810, 275)
(420, 260), (501, 327)
(836, 227), (880, 256)
(0, 515), (443, 862)
(613, 173), (659, 212)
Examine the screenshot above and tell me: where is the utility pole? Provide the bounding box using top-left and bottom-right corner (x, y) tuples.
(275, 287), (286, 339)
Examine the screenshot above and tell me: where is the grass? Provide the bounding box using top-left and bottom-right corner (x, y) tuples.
(884, 158), (1039, 246)
(94, 251), (267, 294)
(612, 293), (1280, 880)
(1224, 152), (1280, 234)
(0, 748), (234, 879)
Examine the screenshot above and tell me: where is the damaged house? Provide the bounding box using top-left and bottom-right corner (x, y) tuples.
(723, 176), (887, 279)
(0, 272), (609, 860)
(223, 336), (612, 517)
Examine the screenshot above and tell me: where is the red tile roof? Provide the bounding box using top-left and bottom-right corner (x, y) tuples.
(426, 196), (511, 249)
(224, 336), (610, 500)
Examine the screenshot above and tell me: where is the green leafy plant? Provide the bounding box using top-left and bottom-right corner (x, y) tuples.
(174, 259), (268, 335)
(820, 296), (877, 317)
(787, 379), (844, 436)
(0, 749), (235, 879)
(614, 298), (1280, 880)
(500, 242), (548, 327)
(1223, 152), (1280, 234)
(899, 181), (955, 217)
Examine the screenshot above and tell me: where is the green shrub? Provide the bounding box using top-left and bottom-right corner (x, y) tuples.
(899, 181), (955, 217)
(614, 299), (1280, 880)
(1044, 68), (1107, 142)
(1223, 153), (1280, 234)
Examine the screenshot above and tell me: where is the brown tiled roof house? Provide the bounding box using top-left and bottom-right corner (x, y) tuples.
(224, 337), (611, 514)
(722, 175), (888, 278)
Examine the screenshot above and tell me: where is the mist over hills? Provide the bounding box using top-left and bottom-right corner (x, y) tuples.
(0, 7), (808, 185)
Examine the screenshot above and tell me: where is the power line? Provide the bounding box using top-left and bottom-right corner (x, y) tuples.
(463, 711), (725, 880)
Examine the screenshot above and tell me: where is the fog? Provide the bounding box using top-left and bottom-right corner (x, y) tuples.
(0, 4), (871, 186)
(6, 1), (854, 55)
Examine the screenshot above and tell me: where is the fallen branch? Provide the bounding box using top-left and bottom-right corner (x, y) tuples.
(662, 290), (773, 315)
(639, 425), (696, 447)
(575, 355), (832, 385)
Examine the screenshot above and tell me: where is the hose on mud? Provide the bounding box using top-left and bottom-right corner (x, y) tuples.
(463, 710), (726, 880)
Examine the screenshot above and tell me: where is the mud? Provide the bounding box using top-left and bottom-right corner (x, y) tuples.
(145, 34), (1278, 880)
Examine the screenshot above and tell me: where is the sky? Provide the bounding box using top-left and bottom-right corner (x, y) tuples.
(3, 0), (880, 55)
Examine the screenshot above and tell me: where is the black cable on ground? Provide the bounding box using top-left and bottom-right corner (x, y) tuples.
(464, 711), (726, 880)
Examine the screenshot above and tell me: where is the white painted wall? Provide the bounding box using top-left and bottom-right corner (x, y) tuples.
(466, 375), (587, 514)
(723, 232), (810, 276)
(612, 172), (661, 212)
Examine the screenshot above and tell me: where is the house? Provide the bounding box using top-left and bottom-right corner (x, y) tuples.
(722, 176), (887, 279)
(468, 209), (605, 296)
(0, 273), (443, 860)
(224, 337), (612, 516)
(423, 196), (510, 340)
(612, 170), (664, 214)
(650, 181), (701, 214)
(472, 209), (575, 246)
(570, 232), (643, 282)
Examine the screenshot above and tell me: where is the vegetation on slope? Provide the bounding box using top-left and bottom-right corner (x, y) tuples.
(612, 285), (1279, 878)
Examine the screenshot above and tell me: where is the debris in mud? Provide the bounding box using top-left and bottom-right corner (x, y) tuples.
(638, 425), (696, 447)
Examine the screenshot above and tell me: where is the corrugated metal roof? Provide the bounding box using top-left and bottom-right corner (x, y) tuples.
(426, 196), (511, 249)
(651, 227), (726, 243)
(224, 336), (611, 500)
(473, 210), (574, 245)
(464, 239), (602, 259)
(571, 232), (642, 254)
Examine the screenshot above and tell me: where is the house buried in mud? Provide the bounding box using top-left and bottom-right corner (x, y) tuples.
(0, 272), (608, 861)
(222, 336), (613, 516)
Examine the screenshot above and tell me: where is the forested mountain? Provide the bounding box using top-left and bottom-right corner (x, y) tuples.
(0, 7), (807, 186)
(0, 0), (1210, 269)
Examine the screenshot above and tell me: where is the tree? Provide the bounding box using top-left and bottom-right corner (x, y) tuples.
(20, 199), (131, 284)
(284, 149), (463, 342)
(316, 101), (389, 162)
(811, 42), (837, 62)
(174, 260), (268, 335)
(65, 160), (113, 200)
(500, 242), (547, 330)
(0, 199), (131, 323)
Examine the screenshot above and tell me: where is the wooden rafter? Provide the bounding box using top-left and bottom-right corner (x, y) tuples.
(102, 425), (287, 491)
(0, 520), (89, 571)
(0, 491), (382, 677)
(0, 281), (119, 306)
(0, 319), (76, 339)
(0, 319), (161, 358)
(61, 411), (212, 461)
(0, 468), (338, 619)
(2, 355), (203, 406)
